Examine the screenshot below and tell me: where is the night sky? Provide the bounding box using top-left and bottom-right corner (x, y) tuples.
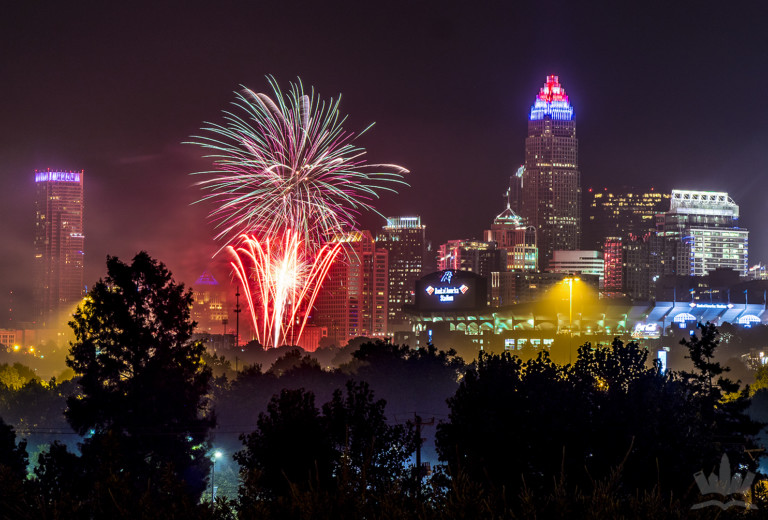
(3, 1), (768, 320)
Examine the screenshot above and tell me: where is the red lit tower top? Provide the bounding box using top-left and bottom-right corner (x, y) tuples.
(530, 75), (573, 121)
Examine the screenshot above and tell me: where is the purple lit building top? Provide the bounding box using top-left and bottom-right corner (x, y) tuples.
(34, 170), (83, 183)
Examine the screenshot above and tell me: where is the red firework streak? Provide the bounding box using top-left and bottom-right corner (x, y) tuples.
(228, 230), (344, 349)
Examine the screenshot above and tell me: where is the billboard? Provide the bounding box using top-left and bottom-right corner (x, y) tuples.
(415, 270), (487, 312)
(631, 322), (661, 339)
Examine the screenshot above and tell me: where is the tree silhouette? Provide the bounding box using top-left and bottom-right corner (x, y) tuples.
(679, 323), (762, 481)
(66, 252), (215, 501)
(236, 388), (335, 507)
(0, 417), (28, 517)
(323, 380), (414, 498)
(681, 321), (738, 395)
(236, 382), (416, 518)
(437, 333), (762, 501)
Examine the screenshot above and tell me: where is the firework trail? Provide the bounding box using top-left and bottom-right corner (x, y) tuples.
(190, 78), (407, 348)
(228, 232), (344, 348)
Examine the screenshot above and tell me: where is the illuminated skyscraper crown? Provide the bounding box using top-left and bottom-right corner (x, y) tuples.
(529, 75), (574, 121)
(494, 203), (524, 227)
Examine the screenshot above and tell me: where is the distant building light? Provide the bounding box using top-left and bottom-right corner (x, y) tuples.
(738, 314), (761, 327)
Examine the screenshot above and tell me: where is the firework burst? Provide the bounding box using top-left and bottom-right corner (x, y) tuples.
(189, 77), (407, 251)
(191, 78), (407, 348)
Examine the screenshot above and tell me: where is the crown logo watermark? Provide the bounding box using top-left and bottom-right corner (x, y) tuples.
(691, 453), (757, 510)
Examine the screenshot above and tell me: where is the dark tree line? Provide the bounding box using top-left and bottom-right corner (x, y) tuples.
(436, 329), (762, 511)
(235, 381), (414, 519)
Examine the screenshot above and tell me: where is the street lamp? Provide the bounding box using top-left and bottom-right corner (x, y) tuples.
(211, 449), (223, 503)
(563, 277), (580, 364)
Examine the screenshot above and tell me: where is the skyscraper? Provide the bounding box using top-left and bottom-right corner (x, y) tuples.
(437, 239), (505, 277)
(313, 231), (388, 345)
(602, 237), (625, 297)
(520, 75), (580, 269)
(191, 271), (230, 334)
(656, 190), (748, 276)
(376, 216), (425, 330)
(483, 204), (537, 271)
(584, 187), (670, 250)
(437, 239), (506, 306)
(33, 169), (85, 326)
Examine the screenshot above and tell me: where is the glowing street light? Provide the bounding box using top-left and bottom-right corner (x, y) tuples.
(211, 449), (223, 503)
(563, 277), (580, 364)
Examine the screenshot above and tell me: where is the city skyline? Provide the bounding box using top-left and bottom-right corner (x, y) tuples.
(3, 2), (768, 319)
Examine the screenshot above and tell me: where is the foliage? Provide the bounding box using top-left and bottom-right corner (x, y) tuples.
(236, 388), (335, 505)
(0, 363), (38, 389)
(0, 418), (29, 520)
(436, 331), (762, 502)
(31, 439), (234, 520)
(0, 417), (27, 478)
(0, 324), (762, 517)
(202, 351), (237, 380)
(65, 252), (215, 501)
(0, 377), (76, 453)
(267, 348), (320, 377)
(322, 381), (415, 497)
(236, 382), (416, 519)
(753, 364), (768, 396)
(681, 322), (738, 394)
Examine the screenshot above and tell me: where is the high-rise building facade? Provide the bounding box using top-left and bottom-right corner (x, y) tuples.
(520, 75), (580, 269)
(584, 187), (670, 250)
(438, 239), (507, 307)
(437, 240), (506, 277)
(376, 216), (425, 330)
(483, 204), (537, 271)
(548, 250), (604, 285)
(602, 237), (624, 296)
(656, 190), (748, 276)
(313, 231), (388, 345)
(191, 271), (230, 334)
(33, 169), (85, 326)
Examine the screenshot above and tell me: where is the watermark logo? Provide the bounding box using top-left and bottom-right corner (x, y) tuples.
(691, 454), (756, 510)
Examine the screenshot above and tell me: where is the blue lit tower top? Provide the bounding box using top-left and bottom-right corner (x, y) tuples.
(529, 75), (573, 121)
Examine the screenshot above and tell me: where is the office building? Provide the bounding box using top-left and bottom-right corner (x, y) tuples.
(483, 203), (537, 271)
(313, 231), (388, 345)
(33, 169), (85, 326)
(584, 187), (670, 250)
(656, 190), (748, 276)
(602, 237), (624, 296)
(548, 250), (604, 284)
(437, 240), (506, 277)
(747, 264), (768, 280)
(438, 239), (507, 307)
(519, 75), (580, 269)
(191, 271), (230, 335)
(376, 216), (425, 330)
